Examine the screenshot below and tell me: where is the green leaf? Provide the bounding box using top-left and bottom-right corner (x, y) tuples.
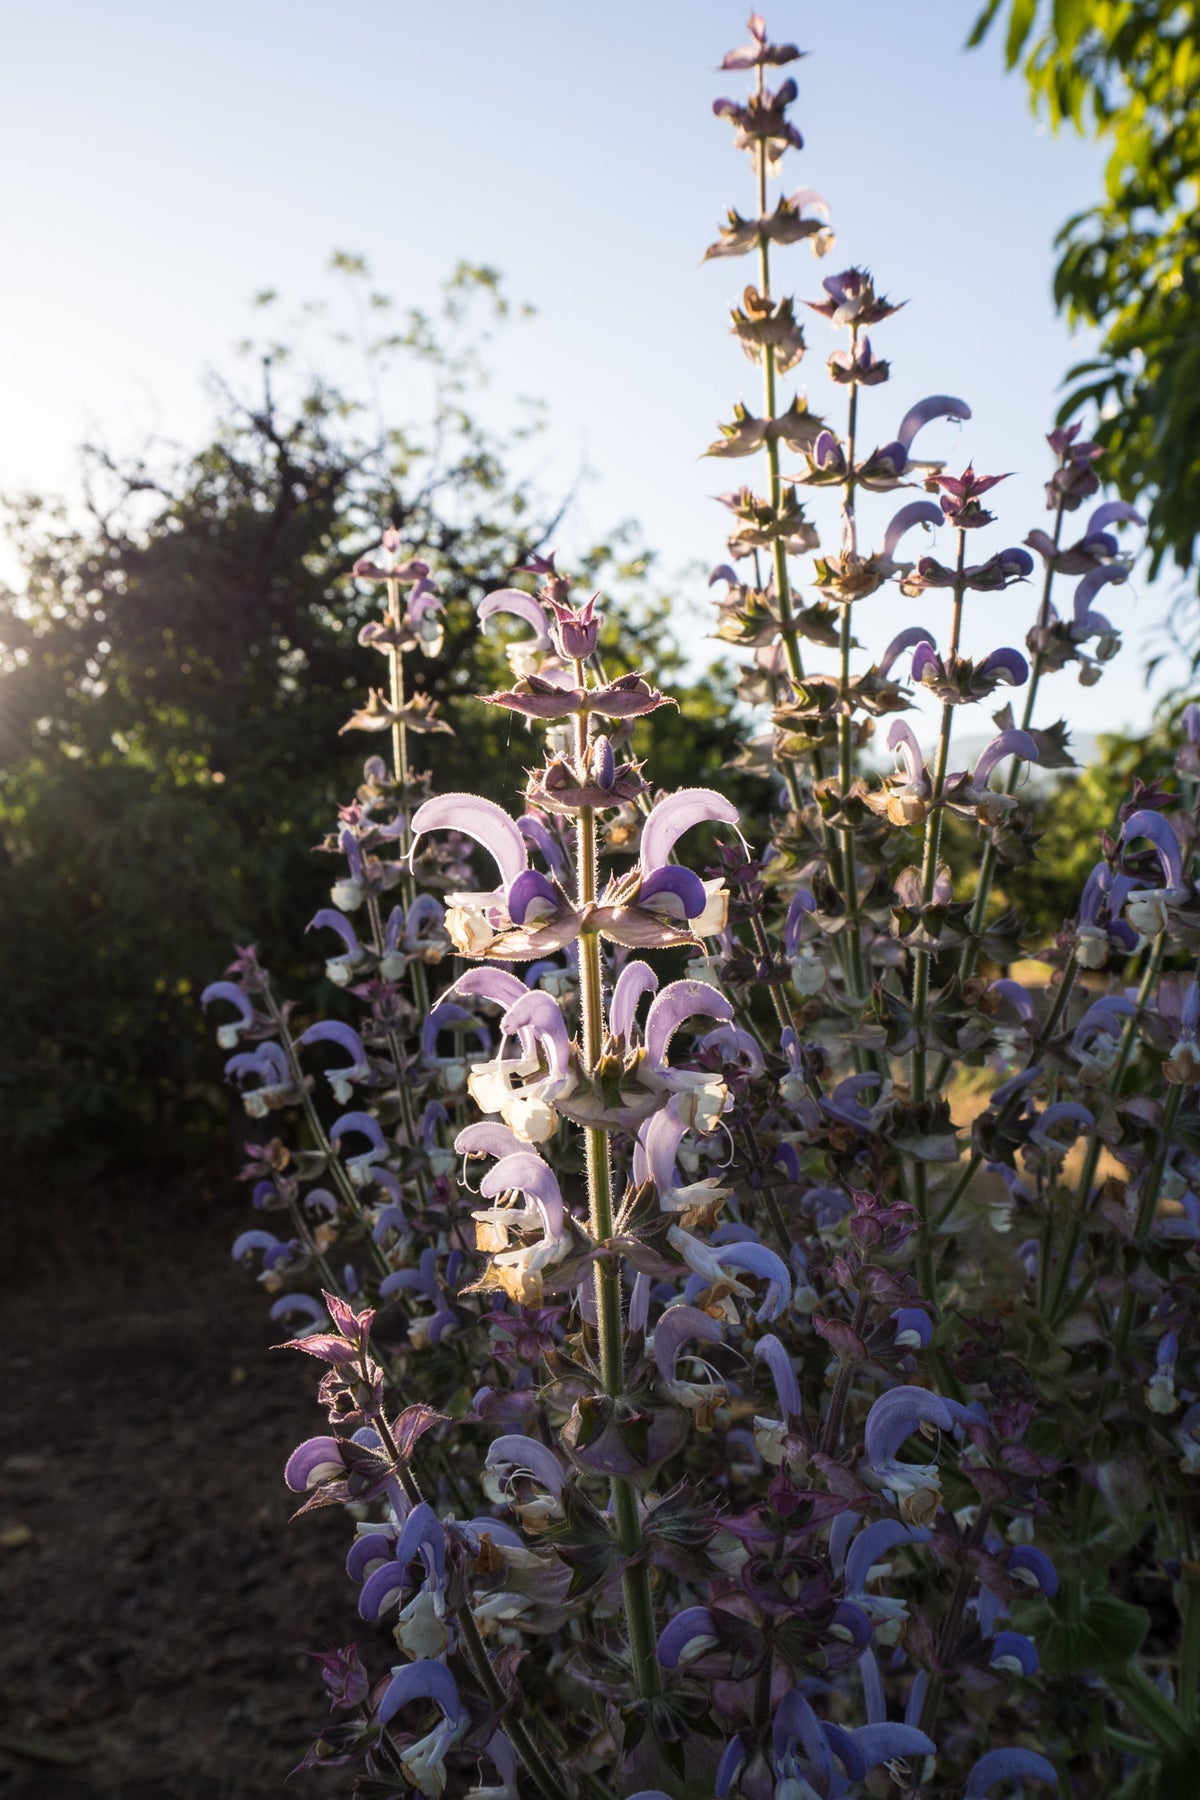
(966, 0), (1008, 48)
(1051, 0), (1089, 53)
(1006, 0), (1039, 67)
(1151, 1744), (1200, 1798)
(1029, 1581), (1150, 1676)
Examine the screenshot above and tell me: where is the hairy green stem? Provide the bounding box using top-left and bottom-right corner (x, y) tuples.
(1111, 1083), (1186, 1364)
(917, 1505), (991, 1743)
(572, 691), (661, 1701)
(819, 1289), (869, 1456)
(382, 577), (431, 1021)
(910, 534), (967, 1296)
(262, 984), (391, 1280)
(1044, 933), (1165, 1324)
(957, 500), (1065, 988)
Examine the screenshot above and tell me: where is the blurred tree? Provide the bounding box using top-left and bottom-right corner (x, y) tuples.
(0, 261), (741, 1160)
(970, 0), (1200, 665)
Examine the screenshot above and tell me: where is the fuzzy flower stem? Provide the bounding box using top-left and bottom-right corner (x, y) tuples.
(836, 338), (870, 1009)
(934, 1150), (982, 1232)
(365, 892), (425, 1168)
(755, 73), (806, 693)
(910, 533), (967, 1294)
(1073, 1075), (1190, 1553)
(754, 1617), (776, 1733)
(382, 577), (431, 1022)
(371, 1412), (569, 1800)
(916, 1504), (991, 1746)
(385, 574), (410, 821)
(1043, 950), (1080, 1042)
(261, 983), (390, 1281)
(748, 95), (855, 1013)
(1045, 932), (1166, 1324)
(1114, 1081), (1186, 1360)
(819, 1288), (869, 1456)
(572, 673), (661, 1702)
(958, 498), (1065, 987)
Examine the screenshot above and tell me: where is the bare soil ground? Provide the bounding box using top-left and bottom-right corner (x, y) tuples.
(1, 1167), (353, 1799)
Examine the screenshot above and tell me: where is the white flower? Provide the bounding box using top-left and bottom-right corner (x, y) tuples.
(400, 1719), (458, 1799)
(445, 894), (503, 956)
(393, 1587), (448, 1659)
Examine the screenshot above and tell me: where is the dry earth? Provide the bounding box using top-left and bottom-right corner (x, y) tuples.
(1, 1168), (352, 1799)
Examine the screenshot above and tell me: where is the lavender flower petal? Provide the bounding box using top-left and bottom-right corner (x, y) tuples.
(645, 979), (734, 1068)
(753, 1333), (802, 1418)
(610, 960), (659, 1040)
(850, 1723), (937, 1771)
(284, 1435), (344, 1491)
(480, 1153), (565, 1236)
(973, 730), (1038, 789)
(965, 1748), (1058, 1796)
(483, 1433), (566, 1496)
(410, 794), (529, 889)
(844, 1519), (930, 1596)
(882, 501), (943, 562)
(376, 1659), (464, 1727)
(887, 718), (926, 785)
(864, 1386), (956, 1466)
(1120, 809), (1184, 888)
(1073, 563), (1128, 628)
(1087, 500), (1144, 534)
(641, 864), (709, 920)
(896, 394), (971, 452)
(639, 788), (741, 874)
(976, 647), (1030, 687)
(654, 1303), (723, 1384)
(990, 1630), (1039, 1676)
(878, 626), (936, 678)
(656, 1606), (719, 1668)
(479, 587), (552, 644)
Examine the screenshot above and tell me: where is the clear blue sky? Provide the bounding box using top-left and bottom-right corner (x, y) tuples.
(0, 1), (1182, 736)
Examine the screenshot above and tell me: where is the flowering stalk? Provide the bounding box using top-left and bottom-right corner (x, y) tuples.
(752, 61), (807, 692)
(573, 675), (661, 1700)
(909, 532), (967, 1285)
(197, 18), (1200, 1798)
(1043, 931), (1167, 1323)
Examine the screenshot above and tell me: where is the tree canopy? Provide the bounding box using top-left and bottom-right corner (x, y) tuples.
(0, 263), (740, 1158)
(971, 0), (1200, 658)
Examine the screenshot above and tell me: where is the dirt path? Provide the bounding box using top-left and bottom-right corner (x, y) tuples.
(1, 1172), (353, 1798)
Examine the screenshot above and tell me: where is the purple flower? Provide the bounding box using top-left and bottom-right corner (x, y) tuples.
(856, 395), (972, 490)
(375, 1660), (466, 1795)
(712, 78), (804, 164)
(932, 463), (1009, 528)
(298, 1020), (372, 1104)
(656, 1604), (721, 1668)
(478, 586), (554, 679)
(965, 1747), (1058, 1795)
(200, 979), (256, 1050)
(547, 591), (601, 660)
(720, 13), (803, 70)
(807, 266), (904, 326)
(989, 1630), (1039, 1677)
(285, 1435), (347, 1492)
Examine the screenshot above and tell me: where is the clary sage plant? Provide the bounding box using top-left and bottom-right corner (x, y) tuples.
(204, 16), (1200, 1800)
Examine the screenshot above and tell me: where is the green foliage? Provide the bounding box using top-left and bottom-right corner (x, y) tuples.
(970, 1), (1200, 654)
(0, 265), (741, 1159)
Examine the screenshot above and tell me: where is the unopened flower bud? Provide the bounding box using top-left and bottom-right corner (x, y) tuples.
(590, 735), (616, 790)
(549, 594), (600, 660)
